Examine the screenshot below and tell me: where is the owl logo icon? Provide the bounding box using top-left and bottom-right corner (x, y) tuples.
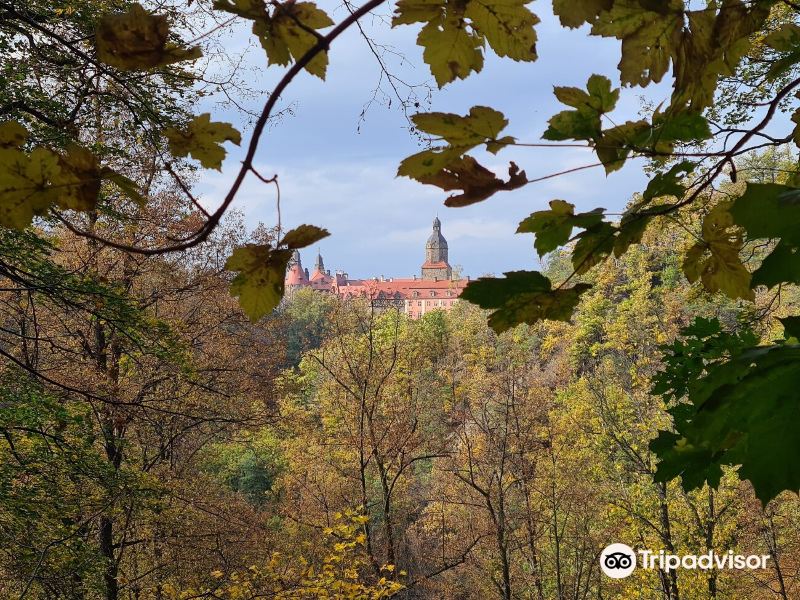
(600, 544), (636, 578)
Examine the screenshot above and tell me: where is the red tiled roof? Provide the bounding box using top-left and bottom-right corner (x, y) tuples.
(285, 264), (307, 286)
(333, 278), (467, 299)
(310, 268), (330, 282)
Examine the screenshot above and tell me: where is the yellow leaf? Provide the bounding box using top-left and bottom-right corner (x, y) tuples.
(216, 0), (333, 78)
(54, 144), (101, 211)
(0, 121), (28, 149)
(0, 147), (61, 229)
(418, 16), (484, 88)
(95, 3), (202, 71)
(165, 114), (241, 170)
(464, 0), (538, 61)
(682, 202), (754, 301)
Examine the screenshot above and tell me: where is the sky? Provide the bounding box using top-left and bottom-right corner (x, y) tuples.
(194, 1), (676, 279)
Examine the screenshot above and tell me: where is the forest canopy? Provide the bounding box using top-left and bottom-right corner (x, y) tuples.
(2, 0), (800, 598)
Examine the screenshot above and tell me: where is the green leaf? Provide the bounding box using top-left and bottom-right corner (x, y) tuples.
(392, 0), (445, 25)
(460, 270), (591, 332)
(399, 107), (514, 184)
(585, 1), (770, 112)
(651, 112), (712, 144)
(591, 1), (683, 87)
(730, 183), (800, 246)
(683, 202), (754, 301)
(397, 148), (463, 179)
(101, 169), (146, 206)
(650, 431), (724, 492)
(543, 74), (618, 141)
(542, 110), (600, 141)
(653, 344), (800, 504)
(765, 24), (800, 80)
(226, 244), (294, 322)
(594, 120), (649, 173)
(780, 316), (800, 340)
(261, 2), (334, 78)
(516, 200), (604, 257)
(96, 3), (201, 71)
(572, 221), (617, 275)
(643, 161), (694, 202)
(751, 242), (800, 289)
(585, 74), (619, 112)
(613, 211), (652, 258)
(552, 0), (612, 28)
(412, 106), (508, 147)
(280, 224), (330, 249)
(393, 0), (538, 87)
(464, 0), (538, 61)
(165, 114), (241, 170)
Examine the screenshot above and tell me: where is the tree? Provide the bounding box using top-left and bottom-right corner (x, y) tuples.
(6, 0), (800, 588)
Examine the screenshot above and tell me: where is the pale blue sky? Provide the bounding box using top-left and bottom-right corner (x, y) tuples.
(196, 1), (675, 278)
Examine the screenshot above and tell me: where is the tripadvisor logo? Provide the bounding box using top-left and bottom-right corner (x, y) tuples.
(600, 544), (636, 579)
(600, 544), (771, 579)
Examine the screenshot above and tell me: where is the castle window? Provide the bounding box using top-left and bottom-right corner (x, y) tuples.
(429, 291), (436, 297)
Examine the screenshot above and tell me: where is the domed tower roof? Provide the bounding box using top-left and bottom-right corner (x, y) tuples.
(422, 217), (452, 280)
(426, 217), (448, 250)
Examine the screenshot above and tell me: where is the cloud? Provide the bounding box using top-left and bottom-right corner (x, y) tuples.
(190, 2), (672, 278)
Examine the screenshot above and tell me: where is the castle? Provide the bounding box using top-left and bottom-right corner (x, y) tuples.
(285, 218), (469, 318)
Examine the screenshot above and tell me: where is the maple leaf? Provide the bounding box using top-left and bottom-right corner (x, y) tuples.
(280, 224), (330, 249)
(393, 0), (537, 88)
(653, 342), (800, 505)
(96, 3), (201, 71)
(417, 16), (485, 88)
(226, 244), (293, 322)
(552, 0), (612, 28)
(683, 202), (754, 301)
(54, 144), (102, 211)
(101, 169), (147, 206)
(165, 114), (241, 170)
(216, 0), (334, 78)
(461, 270), (591, 332)
(398, 106), (512, 180)
(0, 147), (61, 229)
(517, 200), (604, 257)
(464, 0), (538, 62)
(0, 121), (28, 149)
(571, 221), (617, 275)
(591, 0), (684, 87)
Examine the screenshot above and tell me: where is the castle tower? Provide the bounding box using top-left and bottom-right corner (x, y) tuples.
(285, 249), (309, 290)
(421, 217), (452, 280)
(310, 250), (328, 282)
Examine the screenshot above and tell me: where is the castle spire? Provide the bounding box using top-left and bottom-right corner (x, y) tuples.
(315, 250), (325, 273)
(421, 217), (452, 281)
